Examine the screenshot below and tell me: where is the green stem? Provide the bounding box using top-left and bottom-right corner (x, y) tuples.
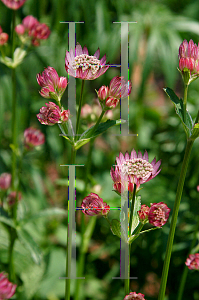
(158, 139), (194, 300)
(8, 229), (16, 282)
(129, 184), (136, 235)
(75, 80), (85, 141)
(177, 215), (199, 300)
(183, 84), (188, 123)
(124, 243), (131, 296)
(89, 109), (106, 138)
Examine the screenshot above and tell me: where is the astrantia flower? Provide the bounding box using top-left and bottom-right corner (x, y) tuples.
(37, 102), (62, 125)
(178, 39), (199, 85)
(37, 67), (68, 101)
(98, 76), (132, 109)
(148, 202), (170, 227)
(123, 292), (146, 300)
(111, 150), (161, 194)
(0, 26), (9, 45)
(65, 43), (109, 80)
(81, 193), (110, 216)
(1, 0), (26, 10)
(0, 272), (17, 299)
(0, 173), (11, 190)
(24, 127), (45, 149)
(185, 253), (199, 270)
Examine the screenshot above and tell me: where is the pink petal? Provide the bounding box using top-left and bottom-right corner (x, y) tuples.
(94, 48), (100, 59)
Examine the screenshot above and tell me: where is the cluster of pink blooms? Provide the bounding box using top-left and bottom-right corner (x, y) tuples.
(0, 26), (8, 46)
(111, 150), (161, 194)
(65, 43), (109, 80)
(0, 272), (16, 299)
(178, 39), (199, 81)
(98, 76), (132, 109)
(37, 102), (70, 126)
(123, 292), (146, 300)
(1, 0), (26, 10)
(15, 15), (50, 46)
(138, 202), (171, 227)
(81, 193), (110, 216)
(185, 253), (199, 270)
(24, 127), (45, 149)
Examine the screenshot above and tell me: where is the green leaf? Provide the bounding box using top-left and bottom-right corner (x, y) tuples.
(110, 219), (128, 243)
(74, 119), (126, 150)
(130, 195), (141, 235)
(191, 123), (199, 140)
(0, 207), (16, 228)
(164, 87), (193, 138)
(20, 208), (67, 225)
(0, 48), (26, 68)
(16, 228), (42, 264)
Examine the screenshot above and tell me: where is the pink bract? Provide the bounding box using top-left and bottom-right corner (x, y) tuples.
(111, 149), (161, 194)
(81, 193), (110, 216)
(138, 204), (150, 222)
(179, 39), (199, 76)
(0, 173), (11, 190)
(1, 0), (26, 9)
(185, 253), (199, 270)
(0, 272), (17, 299)
(148, 202), (170, 227)
(0, 27), (9, 45)
(123, 292), (146, 300)
(24, 127), (45, 149)
(65, 43), (109, 80)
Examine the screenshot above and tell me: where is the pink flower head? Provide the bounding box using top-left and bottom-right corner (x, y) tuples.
(0, 0), (26, 9)
(0, 27), (9, 45)
(29, 22), (50, 46)
(178, 39), (199, 84)
(185, 253), (199, 270)
(111, 149), (161, 194)
(138, 204), (150, 222)
(0, 272), (17, 299)
(123, 292), (146, 300)
(81, 193), (110, 216)
(37, 102), (62, 125)
(22, 15), (39, 31)
(24, 127), (45, 149)
(37, 67), (68, 101)
(0, 173), (11, 190)
(7, 191), (22, 206)
(65, 43), (109, 80)
(98, 76), (132, 109)
(15, 24), (25, 35)
(148, 202), (170, 227)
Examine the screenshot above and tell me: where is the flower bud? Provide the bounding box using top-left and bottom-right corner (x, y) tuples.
(15, 24), (25, 35)
(123, 292), (146, 300)
(98, 86), (109, 101)
(0, 272), (17, 299)
(138, 204), (150, 222)
(37, 102), (61, 125)
(81, 193), (110, 216)
(105, 96), (119, 109)
(0, 32), (9, 45)
(61, 109), (70, 122)
(185, 253), (199, 270)
(1, 0), (27, 10)
(0, 173), (11, 190)
(148, 202), (170, 227)
(24, 127), (45, 149)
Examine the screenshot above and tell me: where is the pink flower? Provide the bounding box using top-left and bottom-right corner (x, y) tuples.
(7, 191), (22, 206)
(0, 0), (26, 10)
(24, 127), (45, 149)
(23, 15), (38, 31)
(123, 292), (146, 300)
(111, 150), (161, 194)
(148, 202), (170, 227)
(185, 253), (199, 270)
(81, 193), (110, 216)
(138, 204), (150, 222)
(37, 102), (62, 125)
(29, 22), (50, 46)
(61, 109), (70, 122)
(65, 43), (109, 80)
(98, 76), (132, 109)
(15, 24), (25, 35)
(0, 173), (11, 190)
(0, 272), (17, 299)
(0, 26), (9, 45)
(178, 39), (199, 84)
(37, 67), (68, 101)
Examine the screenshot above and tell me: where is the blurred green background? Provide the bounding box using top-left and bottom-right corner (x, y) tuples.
(0, 0), (199, 299)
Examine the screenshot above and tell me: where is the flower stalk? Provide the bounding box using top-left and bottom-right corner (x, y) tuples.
(158, 138), (194, 300)
(75, 80), (85, 141)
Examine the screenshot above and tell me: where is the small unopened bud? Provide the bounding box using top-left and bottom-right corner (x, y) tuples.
(98, 86), (109, 101)
(15, 24), (25, 35)
(138, 204), (150, 223)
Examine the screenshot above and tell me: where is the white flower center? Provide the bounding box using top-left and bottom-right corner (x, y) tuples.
(72, 54), (100, 75)
(120, 158), (153, 180)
